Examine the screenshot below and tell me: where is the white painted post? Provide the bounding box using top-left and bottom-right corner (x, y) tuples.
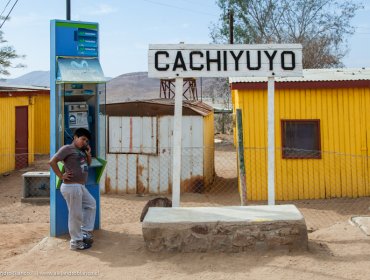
(172, 77), (183, 207)
(267, 76), (275, 205)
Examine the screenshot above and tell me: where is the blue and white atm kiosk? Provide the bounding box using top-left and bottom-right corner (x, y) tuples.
(50, 20), (106, 237)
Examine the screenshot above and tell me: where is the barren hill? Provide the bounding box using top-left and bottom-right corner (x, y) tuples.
(107, 72), (160, 103)
(2, 71), (225, 104)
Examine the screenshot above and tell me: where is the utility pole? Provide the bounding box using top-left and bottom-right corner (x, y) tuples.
(227, 9), (234, 110)
(228, 9), (234, 44)
(66, 0), (71, 20)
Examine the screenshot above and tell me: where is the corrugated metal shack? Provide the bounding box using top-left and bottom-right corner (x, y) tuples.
(104, 99), (215, 195)
(0, 85), (50, 174)
(230, 68), (370, 200)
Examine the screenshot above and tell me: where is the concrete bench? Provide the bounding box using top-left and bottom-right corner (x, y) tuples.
(142, 205), (308, 252)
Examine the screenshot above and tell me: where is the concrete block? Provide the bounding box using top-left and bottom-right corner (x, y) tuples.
(22, 172), (50, 202)
(142, 205), (308, 252)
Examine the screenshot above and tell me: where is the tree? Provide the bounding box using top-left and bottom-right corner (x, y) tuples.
(210, 0), (363, 68)
(207, 77), (233, 134)
(0, 28), (25, 77)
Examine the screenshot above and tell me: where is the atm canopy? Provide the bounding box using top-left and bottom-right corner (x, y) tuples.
(56, 57), (106, 84)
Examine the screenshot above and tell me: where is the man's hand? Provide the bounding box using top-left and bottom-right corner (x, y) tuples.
(49, 157), (72, 180)
(61, 171), (73, 181)
(85, 145), (92, 165)
(85, 144), (91, 155)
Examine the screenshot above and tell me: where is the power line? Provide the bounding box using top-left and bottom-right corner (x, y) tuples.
(177, 0), (215, 9)
(0, 0), (18, 29)
(141, 0), (218, 17)
(0, 0), (12, 18)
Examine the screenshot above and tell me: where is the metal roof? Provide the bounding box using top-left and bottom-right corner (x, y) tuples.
(229, 68), (370, 83)
(106, 98), (213, 117)
(0, 84), (50, 91)
(0, 84), (50, 97)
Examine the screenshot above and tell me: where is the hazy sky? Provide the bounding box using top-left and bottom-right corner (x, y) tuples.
(2, 0), (370, 79)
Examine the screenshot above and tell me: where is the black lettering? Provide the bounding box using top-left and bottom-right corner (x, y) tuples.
(223, 51), (228, 71)
(281, 51), (295, 70)
(173, 51), (187, 71)
(155, 51), (169, 71)
(246, 51), (261, 70)
(264, 50), (277, 70)
(206, 51), (221, 71)
(189, 51), (204, 71)
(230, 50), (243, 71)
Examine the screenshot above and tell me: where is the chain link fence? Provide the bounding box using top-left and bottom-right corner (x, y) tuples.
(0, 144), (369, 232)
(104, 141), (370, 231)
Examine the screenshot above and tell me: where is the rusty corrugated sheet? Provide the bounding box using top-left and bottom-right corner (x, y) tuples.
(105, 99), (213, 117)
(105, 115), (208, 194)
(108, 116), (157, 154)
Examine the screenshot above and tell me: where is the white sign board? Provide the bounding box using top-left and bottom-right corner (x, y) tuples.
(148, 44), (303, 78)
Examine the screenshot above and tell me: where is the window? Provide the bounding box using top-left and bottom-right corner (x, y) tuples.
(281, 120), (321, 159)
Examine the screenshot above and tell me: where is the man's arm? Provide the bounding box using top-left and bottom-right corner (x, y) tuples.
(49, 157), (72, 181)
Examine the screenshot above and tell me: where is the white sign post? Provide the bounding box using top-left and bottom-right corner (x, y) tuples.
(172, 78), (183, 207)
(267, 77), (275, 205)
(148, 44), (302, 207)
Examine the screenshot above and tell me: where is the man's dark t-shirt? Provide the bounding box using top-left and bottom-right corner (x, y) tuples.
(53, 144), (89, 184)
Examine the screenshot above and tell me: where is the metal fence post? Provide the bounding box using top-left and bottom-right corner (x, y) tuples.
(236, 109), (247, 206)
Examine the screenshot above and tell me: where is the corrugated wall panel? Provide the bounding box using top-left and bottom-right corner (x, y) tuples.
(142, 117), (157, 154)
(158, 116), (172, 193)
(203, 113), (215, 188)
(364, 88), (370, 195)
(106, 154), (117, 192)
(137, 155), (149, 194)
(274, 89), (283, 200)
(191, 117), (203, 176)
(106, 153), (137, 194)
(121, 117), (130, 152)
(109, 117), (121, 153)
(127, 154), (137, 193)
(98, 115), (107, 159)
(34, 95), (50, 154)
(234, 86), (370, 200)
(181, 118), (192, 192)
(117, 154), (127, 193)
(352, 88), (365, 196)
(148, 156), (160, 193)
(108, 116), (157, 154)
(131, 117), (142, 153)
(181, 117), (204, 192)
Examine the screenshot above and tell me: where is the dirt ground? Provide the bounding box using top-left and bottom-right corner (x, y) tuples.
(0, 150), (370, 279)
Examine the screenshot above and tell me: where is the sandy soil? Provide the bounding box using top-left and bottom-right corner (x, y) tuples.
(0, 151), (370, 279)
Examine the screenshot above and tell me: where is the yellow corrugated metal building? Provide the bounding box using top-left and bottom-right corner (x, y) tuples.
(230, 68), (370, 200)
(203, 112), (215, 187)
(0, 86), (50, 174)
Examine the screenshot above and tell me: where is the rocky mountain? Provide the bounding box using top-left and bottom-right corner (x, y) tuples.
(1, 71), (227, 104)
(106, 72), (225, 104)
(2, 71), (50, 87)
(106, 72), (159, 103)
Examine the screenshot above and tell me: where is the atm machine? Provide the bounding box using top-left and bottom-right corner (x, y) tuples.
(50, 20), (106, 237)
